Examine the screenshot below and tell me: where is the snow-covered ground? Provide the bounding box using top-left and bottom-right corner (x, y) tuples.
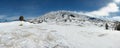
(0, 21), (120, 48)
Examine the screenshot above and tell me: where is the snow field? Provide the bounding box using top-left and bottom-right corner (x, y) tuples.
(0, 21), (120, 48)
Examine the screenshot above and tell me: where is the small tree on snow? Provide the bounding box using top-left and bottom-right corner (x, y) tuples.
(105, 23), (108, 30)
(19, 16), (24, 21)
(115, 23), (120, 31)
(19, 16), (24, 26)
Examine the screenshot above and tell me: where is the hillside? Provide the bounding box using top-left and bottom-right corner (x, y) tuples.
(28, 10), (116, 30)
(29, 11), (106, 24)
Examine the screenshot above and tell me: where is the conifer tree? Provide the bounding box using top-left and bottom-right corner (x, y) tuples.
(19, 16), (24, 21)
(116, 23), (120, 31)
(19, 16), (24, 26)
(105, 23), (108, 30)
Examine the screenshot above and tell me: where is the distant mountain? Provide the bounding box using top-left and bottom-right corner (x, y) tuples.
(0, 19), (19, 23)
(30, 11), (104, 22)
(0, 19), (10, 23)
(27, 10), (119, 30)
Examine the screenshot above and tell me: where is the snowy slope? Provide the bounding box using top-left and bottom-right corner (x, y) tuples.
(28, 10), (117, 30)
(0, 21), (69, 48)
(0, 21), (120, 48)
(29, 10), (106, 24)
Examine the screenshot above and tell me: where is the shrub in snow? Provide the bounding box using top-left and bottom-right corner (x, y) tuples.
(105, 23), (108, 30)
(116, 23), (120, 31)
(70, 14), (75, 17)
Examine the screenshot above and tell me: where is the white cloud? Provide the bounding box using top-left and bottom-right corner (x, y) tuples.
(114, 0), (120, 3)
(86, 3), (119, 16)
(79, 0), (120, 17)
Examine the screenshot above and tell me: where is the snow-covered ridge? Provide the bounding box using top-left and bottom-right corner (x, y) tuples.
(29, 10), (106, 24)
(28, 10), (114, 28)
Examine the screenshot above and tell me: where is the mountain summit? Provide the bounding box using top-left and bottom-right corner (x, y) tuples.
(29, 10), (106, 24)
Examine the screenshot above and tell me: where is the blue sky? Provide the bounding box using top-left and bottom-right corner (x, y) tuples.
(0, 0), (119, 20)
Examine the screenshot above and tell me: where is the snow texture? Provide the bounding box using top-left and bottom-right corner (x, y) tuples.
(0, 21), (120, 48)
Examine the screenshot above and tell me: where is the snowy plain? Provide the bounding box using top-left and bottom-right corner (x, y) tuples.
(0, 21), (120, 48)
